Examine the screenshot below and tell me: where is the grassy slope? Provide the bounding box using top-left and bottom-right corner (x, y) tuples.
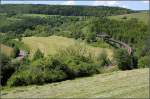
(109, 12), (148, 24)
(1, 68), (149, 98)
(22, 36), (113, 58)
(0, 43), (14, 56)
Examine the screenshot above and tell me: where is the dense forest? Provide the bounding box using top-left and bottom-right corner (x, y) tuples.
(0, 4), (136, 16)
(0, 4), (149, 87)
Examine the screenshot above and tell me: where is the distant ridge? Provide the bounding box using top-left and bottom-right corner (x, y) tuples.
(0, 4), (136, 17)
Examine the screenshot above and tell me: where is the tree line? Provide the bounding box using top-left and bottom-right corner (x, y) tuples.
(0, 4), (136, 17)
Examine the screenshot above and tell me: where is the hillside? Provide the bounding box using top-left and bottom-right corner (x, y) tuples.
(1, 68), (149, 98)
(22, 36), (113, 58)
(0, 4), (135, 17)
(0, 4), (149, 99)
(109, 12), (148, 24)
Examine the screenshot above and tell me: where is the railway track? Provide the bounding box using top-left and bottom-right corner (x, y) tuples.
(97, 34), (133, 55)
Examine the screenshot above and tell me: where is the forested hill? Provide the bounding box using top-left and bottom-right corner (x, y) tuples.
(0, 4), (136, 16)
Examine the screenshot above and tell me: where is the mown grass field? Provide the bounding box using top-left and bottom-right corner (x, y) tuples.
(21, 14), (50, 18)
(1, 68), (149, 98)
(0, 43), (14, 56)
(22, 36), (113, 58)
(109, 12), (148, 24)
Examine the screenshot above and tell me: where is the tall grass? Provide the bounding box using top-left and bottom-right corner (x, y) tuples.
(56, 43), (95, 61)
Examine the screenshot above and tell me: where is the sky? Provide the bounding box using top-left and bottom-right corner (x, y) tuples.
(1, 0), (149, 10)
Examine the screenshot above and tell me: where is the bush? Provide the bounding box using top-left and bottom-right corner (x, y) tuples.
(114, 49), (133, 70)
(132, 55), (138, 68)
(97, 51), (111, 66)
(122, 16), (127, 19)
(86, 32), (96, 43)
(12, 46), (20, 58)
(138, 56), (150, 68)
(33, 49), (44, 60)
(1, 51), (29, 86)
(7, 58), (68, 86)
(0, 53), (15, 85)
(61, 55), (99, 78)
(7, 45), (102, 86)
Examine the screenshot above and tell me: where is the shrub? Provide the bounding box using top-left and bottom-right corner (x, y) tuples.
(6, 12), (16, 17)
(11, 60), (22, 70)
(0, 53), (13, 85)
(7, 58), (68, 86)
(61, 55), (99, 78)
(122, 16), (127, 19)
(12, 46), (20, 58)
(7, 70), (31, 86)
(56, 44), (100, 77)
(132, 55), (138, 68)
(138, 56), (150, 68)
(7, 45), (102, 86)
(1, 51), (29, 86)
(33, 49), (44, 60)
(97, 51), (111, 67)
(114, 49), (133, 70)
(22, 56), (31, 65)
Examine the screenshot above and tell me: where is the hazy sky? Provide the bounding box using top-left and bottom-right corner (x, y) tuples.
(1, 0), (149, 10)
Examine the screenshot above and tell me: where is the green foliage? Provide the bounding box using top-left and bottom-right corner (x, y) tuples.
(132, 55), (138, 69)
(18, 36), (22, 41)
(90, 39), (110, 48)
(0, 4), (134, 17)
(114, 49), (133, 70)
(12, 46), (20, 58)
(57, 44), (92, 59)
(141, 34), (150, 56)
(0, 51), (29, 86)
(62, 56), (100, 78)
(22, 56), (31, 65)
(97, 51), (111, 66)
(0, 13), (148, 59)
(86, 32), (96, 43)
(3, 68), (149, 98)
(0, 16), (47, 34)
(0, 35), (29, 53)
(6, 11), (17, 17)
(136, 35), (150, 68)
(57, 45), (100, 78)
(7, 45), (102, 86)
(56, 44), (103, 76)
(33, 49), (44, 60)
(109, 12), (148, 24)
(122, 16), (127, 19)
(0, 5), (148, 87)
(7, 58), (67, 86)
(11, 60), (22, 70)
(138, 56), (150, 68)
(7, 57), (67, 86)
(24, 25), (51, 37)
(0, 53), (14, 85)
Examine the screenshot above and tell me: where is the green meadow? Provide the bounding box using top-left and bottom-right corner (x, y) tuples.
(22, 36), (113, 58)
(109, 12), (148, 24)
(1, 68), (149, 98)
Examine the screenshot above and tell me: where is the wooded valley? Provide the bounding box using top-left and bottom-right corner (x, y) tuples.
(0, 4), (149, 98)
